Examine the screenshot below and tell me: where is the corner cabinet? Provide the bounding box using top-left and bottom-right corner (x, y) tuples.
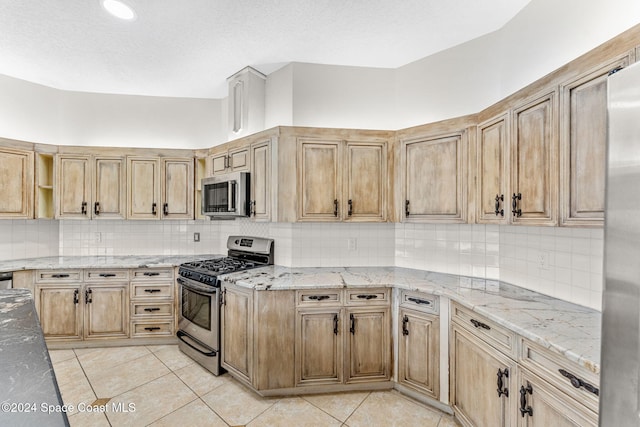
(400, 129), (468, 223)
(0, 146), (34, 219)
(296, 137), (388, 222)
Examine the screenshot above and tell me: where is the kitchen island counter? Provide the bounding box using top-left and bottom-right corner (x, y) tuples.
(0, 289), (69, 426)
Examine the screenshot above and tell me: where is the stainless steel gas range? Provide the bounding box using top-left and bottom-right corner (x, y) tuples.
(176, 236), (274, 375)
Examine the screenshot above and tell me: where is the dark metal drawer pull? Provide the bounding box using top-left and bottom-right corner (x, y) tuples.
(51, 274), (70, 278)
(144, 327), (161, 331)
(144, 307), (161, 312)
(143, 272), (160, 277)
(408, 297), (431, 305)
(144, 289), (162, 293)
(99, 273), (116, 277)
(558, 369), (599, 396)
(356, 294), (378, 300)
(308, 295), (330, 301)
(519, 384), (533, 417)
(470, 319), (491, 330)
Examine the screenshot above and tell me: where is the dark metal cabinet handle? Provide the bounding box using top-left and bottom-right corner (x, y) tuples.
(608, 66), (624, 76)
(81, 201), (87, 215)
(144, 307), (161, 312)
(558, 369), (599, 396)
(402, 315), (409, 336)
(470, 319), (491, 330)
(144, 327), (161, 331)
(99, 273), (116, 277)
(408, 297), (431, 305)
(220, 289), (226, 306)
(94, 202), (100, 216)
(143, 272), (160, 277)
(356, 294), (378, 300)
(519, 384), (533, 417)
(152, 202), (157, 216)
(250, 201), (256, 216)
(333, 314), (339, 335)
(405, 200), (410, 216)
(497, 368), (509, 397)
(308, 295), (330, 301)
(348, 199), (353, 216)
(73, 289), (79, 304)
(333, 199), (338, 217)
(495, 194), (504, 217)
(85, 288), (92, 304)
(52, 274), (70, 278)
(163, 203), (169, 216)
(144, 289), (162, 293)
(511, 193), (522, 217)
(350, 313), (355, 334)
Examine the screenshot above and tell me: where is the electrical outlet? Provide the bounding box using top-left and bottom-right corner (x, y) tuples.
(194, 232), (200, 242)
(347, 238), (357, 251)
(538, 251), (549, 270)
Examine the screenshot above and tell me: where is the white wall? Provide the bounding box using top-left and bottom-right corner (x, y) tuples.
(265, 64), (294, 128)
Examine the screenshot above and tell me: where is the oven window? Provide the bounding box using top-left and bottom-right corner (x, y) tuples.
(204, 182), (235, 212)
(181, 287), (211, 331)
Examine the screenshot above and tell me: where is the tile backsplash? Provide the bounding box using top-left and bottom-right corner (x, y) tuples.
(0, 218), (604, 310)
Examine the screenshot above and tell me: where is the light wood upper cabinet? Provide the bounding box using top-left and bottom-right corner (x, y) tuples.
(249, 140), (271, 221)
(402, 132), (467, 222)
(559, 54), (632, 227)
(57, 155), (91, 219)
(221, 284), (254, 384)
(161, 158), (194, 219)
(211, 145), (249, 176)
(84, 283), (129, 339)
(345, 142), (387, 221)
(127, 157), (161, 220)
(510, 91), (558, 226)
(298, 139), (342, 221)
(477, 115), (509, 224)
(93, 157), (126, 219)
(0, 146), (34, 219)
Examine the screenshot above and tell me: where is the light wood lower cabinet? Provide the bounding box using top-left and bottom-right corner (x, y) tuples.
(37, 284), (83, 341)
(345, 307), (390, 382)
(221, 284), (254, 383)
(129, 268), (175, 338)
(83, 284), (128, 339)
(398, 307), (439, 399)
(296, 308), (343, 386)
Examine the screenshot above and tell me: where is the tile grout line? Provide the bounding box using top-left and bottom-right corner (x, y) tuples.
(300, 392), (371, 425)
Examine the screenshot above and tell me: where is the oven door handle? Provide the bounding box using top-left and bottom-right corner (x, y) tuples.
(177, 331), (218, 357)
(177, 276), (218, 294)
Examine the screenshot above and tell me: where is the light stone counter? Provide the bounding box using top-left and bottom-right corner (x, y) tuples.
(222, 265), (602, 375)
(0, 254), (223, 273)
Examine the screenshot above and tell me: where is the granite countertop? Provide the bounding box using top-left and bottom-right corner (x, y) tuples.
(0, 289), (69, 426)
(222, 265), (602, 375)
(0, 254), (223, 273)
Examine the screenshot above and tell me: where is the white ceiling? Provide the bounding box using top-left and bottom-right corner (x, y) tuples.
(0, 0), (531, 99)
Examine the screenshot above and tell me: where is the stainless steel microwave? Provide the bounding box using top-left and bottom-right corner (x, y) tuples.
(201, 172), (250, 218)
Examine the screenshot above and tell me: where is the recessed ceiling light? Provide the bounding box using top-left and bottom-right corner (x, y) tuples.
(102, 0), (137, 21)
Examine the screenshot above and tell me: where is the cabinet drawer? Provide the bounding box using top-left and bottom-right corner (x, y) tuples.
(131, 283), (173, 299)
(296, 289), (342, 306)
(520, 338), (599, 413)
(35, 270), (82, 283)
(131, 302), (174, 317)
(451, 303), (516, 358)
(399, 290), (439, 314)
(131, 268), (173, 281)
(84, 269), (129, 282)
(345, 288), (390, 305)
(131, 320), (174, 337)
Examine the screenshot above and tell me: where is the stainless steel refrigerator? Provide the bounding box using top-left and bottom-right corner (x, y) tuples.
(600, 61), (640, 426)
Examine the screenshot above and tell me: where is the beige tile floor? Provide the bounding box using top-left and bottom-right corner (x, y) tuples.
(50, 345), (459, 427)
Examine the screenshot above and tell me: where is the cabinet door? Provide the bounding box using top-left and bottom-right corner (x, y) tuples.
(229, 147), (249, 172)
(560, 55), (631, 226)
(57, 155), (91, 219)
(477, 115), (509, 223)
(94, 157), (125, 219)
(0, 147), (33, 219)
(37, 285), (83, 341)
(127, 157), (160, 220)
(398, 308), (439, 399)
(511, 92), (557, 225)
(404, 134), (466, 222)
(298, 139), (342, 221)
(451, 324), (514, 427)
(211, 152), (227, 175)
(162, 158), (194, 219)
(250, 140), (271, 221)
(517, 370), (597, 427)
(345, 308), (390, 383)
(295, 309), (343, 386)
(345, 141), (387, 221)
(84, 284), (128, 339)
(221, 285), (253, 383)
